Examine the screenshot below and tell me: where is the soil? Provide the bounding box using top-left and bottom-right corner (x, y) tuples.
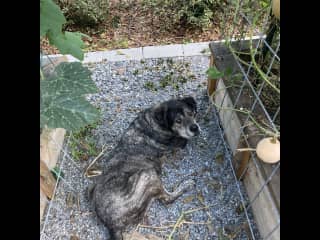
(40, 1), (222, 55)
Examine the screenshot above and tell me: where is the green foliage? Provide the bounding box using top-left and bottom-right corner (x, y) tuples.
(55, 0), (109, 27)
(68, 122), (100, 161)
(41, 0), (101, 132)
(111, 15), (121, 29)
(206, 66), (233, 80)
(224, 66), (233, 76)
(143, 59), (194, 91)
(143, 0), (222, 30)
(40, 0), (66, 37)
(133, 69), (139, 76)
(206, 66), (224, 79)
(47, 31), (86, 60)
(144, 81), (157, 91)
(51, 166), (64, 180)
(40, 62), (100, 131)
(40, 0), (86, 61)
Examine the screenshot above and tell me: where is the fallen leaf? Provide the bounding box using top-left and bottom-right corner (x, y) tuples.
(123, 231), (163, 240)
(70, 235), (79, 240)
(223, 224), (240, 239)
(86, 167), (103, 178)
(116, 68), (125, 75)
(215, 153), (224, 165)
(207, 179), (221, 191)
(200, 48), (210, 54)
(235, 204), (244, 215)
(116, 50), (126, 55)
(183, 195), (195, 204)
(66, 192), (77, 208)
(197, 191), (205, 205)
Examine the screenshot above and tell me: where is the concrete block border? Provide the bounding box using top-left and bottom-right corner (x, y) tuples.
(41, 41), (212, 64)
(41, 36), (262, 65)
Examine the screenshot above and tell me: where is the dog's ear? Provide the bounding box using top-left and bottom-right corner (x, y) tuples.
(154, 105), (169, 129)
(181, 96), (197, 112)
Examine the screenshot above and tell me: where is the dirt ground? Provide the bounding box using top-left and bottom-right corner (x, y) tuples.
(40, 1), (223, 55)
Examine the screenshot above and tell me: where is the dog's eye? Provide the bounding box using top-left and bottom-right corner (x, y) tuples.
(175, 118), (182, 124)
(187, 112), (193, 117)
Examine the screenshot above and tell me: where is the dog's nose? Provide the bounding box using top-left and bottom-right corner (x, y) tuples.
(190, 124), (199, 133)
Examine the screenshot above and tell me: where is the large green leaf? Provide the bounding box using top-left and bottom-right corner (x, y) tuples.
(40, 95), (100, 131)
(44, 62), (97, 95)
(40, 0), (66, 37)
(48, 31), (85, 61)
(40, 62), (100, 131)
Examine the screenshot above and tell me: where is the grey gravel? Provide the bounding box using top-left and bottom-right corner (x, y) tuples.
(40, 56), (260, 240)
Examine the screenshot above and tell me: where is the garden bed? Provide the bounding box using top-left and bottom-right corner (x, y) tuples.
(40, 54), (260, 239)
(208, 40), (280, 240)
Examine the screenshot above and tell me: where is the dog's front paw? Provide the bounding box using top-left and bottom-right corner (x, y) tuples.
(171, 137), (188, 149)
(179, 138), (188, 149)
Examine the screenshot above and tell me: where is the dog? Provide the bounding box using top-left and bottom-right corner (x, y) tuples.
(88, 96), (200, 240)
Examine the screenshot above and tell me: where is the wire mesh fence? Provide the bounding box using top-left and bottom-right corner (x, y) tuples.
(207, 0), (280, 239)
(40, 54), (263, 240)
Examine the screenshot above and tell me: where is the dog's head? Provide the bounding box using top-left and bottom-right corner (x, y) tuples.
(154, 96), (200, 139)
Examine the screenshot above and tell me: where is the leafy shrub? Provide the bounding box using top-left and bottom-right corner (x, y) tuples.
(144, 0), (221, 30)
(55, 0), (109, 27)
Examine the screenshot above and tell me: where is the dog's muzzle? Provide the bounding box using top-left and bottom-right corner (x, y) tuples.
(189, 124), (200, 135)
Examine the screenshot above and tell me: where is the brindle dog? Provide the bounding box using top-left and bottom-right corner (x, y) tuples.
(88, 96), (200, 240)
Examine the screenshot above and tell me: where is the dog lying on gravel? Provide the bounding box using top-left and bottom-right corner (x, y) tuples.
(88, 96), (200, 240)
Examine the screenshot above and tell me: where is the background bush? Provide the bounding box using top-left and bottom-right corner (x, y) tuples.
(55, 0), (109, 27)
(144, 0), (222, 30)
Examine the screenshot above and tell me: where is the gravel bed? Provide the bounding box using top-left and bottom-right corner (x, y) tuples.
(40, 56), (260, 240)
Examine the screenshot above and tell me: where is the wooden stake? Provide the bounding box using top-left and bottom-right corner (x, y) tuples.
(235, 150), (251, 180)
(40, 160), (56, 200)
(207, 55), (218, 96)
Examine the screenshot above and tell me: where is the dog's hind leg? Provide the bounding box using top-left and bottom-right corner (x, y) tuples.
(109, 227), (123, 240)
(158, 179), (195, 204)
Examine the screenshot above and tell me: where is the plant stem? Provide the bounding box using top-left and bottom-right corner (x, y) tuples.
(168, 212), (184, 240)
(248, 15), (280, 94)
(139, 224), (174, 229)
(167, 206), (210, 240)
(225, 4), (280, 94)
(40, 68), (45, 80)
(209, 86), (280, 138)
(270, 136), (277, 143)
(84, 144), (107, 177)
(236, 148), (256, 152)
